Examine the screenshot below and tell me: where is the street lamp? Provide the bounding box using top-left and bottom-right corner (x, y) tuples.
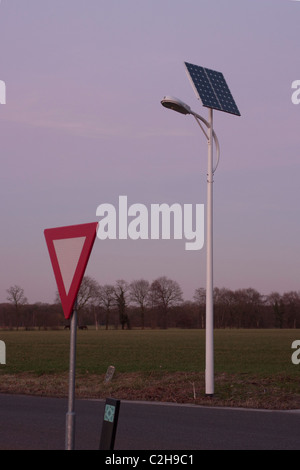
(162, 62), (240, 396)
(161, 62), (240, 396)
(161, 95), (218, 396)
(161, 63), (240, 396)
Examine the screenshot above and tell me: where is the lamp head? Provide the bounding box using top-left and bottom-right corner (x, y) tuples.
(161, 96), (191, 115)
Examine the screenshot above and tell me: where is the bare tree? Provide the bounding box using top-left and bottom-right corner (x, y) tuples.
(130, 279), (150, 329)
(267, 291), (285, 329)
(55, 275), (99, 325)
(6, 285), (28, 330)
(76, 276), (99, 311)
(98, 284), (115, 330)
(150, 276), (183, 329)
(282, 291), (300, 328)
(193, 287), (206, 328)
(114, 280), (131, 329)
(234, 288), (264, 328)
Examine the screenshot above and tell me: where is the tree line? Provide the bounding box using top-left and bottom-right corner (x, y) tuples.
(1, 279), (300, 330)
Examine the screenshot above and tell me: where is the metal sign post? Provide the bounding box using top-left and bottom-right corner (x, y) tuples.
(65, 299), (78, 450)
(44, 222), (98, 450)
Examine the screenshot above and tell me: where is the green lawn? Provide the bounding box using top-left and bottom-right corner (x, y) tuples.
(0, 328), (299, 409)
(0, 328), (298, 375)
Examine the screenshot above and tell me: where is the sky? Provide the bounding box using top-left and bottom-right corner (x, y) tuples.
(0, 0), (299, 304)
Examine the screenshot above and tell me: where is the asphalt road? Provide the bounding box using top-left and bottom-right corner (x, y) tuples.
(0, 394), (300, 450)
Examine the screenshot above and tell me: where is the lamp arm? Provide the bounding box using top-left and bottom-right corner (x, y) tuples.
(191, 112), (220, 174)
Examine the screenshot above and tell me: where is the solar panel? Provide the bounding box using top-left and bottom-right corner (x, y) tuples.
(184, 62), (241, 116)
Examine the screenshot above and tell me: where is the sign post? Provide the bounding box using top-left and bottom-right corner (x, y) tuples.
(44, 222), (98, 450)
(65, 298), (78, 450)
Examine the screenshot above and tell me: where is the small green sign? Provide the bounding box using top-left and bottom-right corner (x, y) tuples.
(104, 404), (115, 423)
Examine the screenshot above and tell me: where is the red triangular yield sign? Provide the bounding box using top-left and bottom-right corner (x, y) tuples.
(44, 222), (98, 319)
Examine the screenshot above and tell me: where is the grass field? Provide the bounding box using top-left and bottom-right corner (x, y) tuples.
(0, 328), (300, 409)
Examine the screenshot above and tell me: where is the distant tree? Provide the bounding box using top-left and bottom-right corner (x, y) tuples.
(98, 284), (115, 330)
(6, 285), (28, 330)
(282, 291), (300, 328)
(234, 288), (264, 328)
(150, 276), (183, 329)
(55, 276), (99, 324)
(114, 280), (131, 329)
(76, 276), (99, 311)
(268, 292), (285, 328)
(129, 279), (150, 329)
(193, 287), (206, 328)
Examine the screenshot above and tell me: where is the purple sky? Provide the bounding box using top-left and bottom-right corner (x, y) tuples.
(0, 0), (299, 304)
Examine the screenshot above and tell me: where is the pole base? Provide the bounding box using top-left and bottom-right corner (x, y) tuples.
(65, 411), (76, 450)
(205, 394), (214, 398)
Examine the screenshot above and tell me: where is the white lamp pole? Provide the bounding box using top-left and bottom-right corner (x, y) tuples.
(161, 97), (219, 396)
(206, 107), (214, 396)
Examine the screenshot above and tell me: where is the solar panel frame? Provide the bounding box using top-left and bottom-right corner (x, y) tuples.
(184, 62), (241, 116)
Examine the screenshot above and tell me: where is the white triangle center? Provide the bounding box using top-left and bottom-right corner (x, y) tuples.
(53, 236), (86, 295)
